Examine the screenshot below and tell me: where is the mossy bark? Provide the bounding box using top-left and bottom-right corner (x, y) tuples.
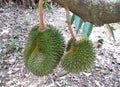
(52, 0), (120, 26)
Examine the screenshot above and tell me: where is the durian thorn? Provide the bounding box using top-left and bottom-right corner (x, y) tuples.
(39, 0), (46, 31)
(65, 7), (77, 43)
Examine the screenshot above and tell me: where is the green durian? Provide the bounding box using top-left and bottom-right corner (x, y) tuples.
(24, 25), (65, 76)
(62, 38), (96, 73)
(24, 25), (40, 67)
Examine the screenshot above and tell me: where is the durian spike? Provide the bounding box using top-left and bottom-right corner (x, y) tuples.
(65, 7), (77, 43)
(39, 0), (45, 31)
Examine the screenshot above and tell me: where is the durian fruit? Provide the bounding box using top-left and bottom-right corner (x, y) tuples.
(24, 25), (40, 67)
(61, 37), (96, 73)
(24, 25), (65, 76)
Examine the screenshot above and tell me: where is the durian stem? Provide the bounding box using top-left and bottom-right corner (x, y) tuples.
(39, 0), (45, 31)
(65, 7), (77, 43)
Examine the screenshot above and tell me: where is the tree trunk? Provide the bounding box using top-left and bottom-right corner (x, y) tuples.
(1, 0), (120, 26)
(52, 0), (120, 26)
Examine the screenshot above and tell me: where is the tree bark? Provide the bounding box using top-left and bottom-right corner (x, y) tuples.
(52, 0), (120, 26)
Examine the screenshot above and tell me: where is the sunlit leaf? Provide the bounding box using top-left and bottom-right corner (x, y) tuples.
(75, 16), (83, 34)
(82, 22), (93, 37)
(70, 14), (83, 34)
(70, 13), (93, 37)
(106, 24), (115, 41)
(70, 14), (75, 24)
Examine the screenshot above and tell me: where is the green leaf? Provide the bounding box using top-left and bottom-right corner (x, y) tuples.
(70, 14), (83, 34)
(34, 3), (39, 9)
(74, 16), (83, 34)
(70, 14), (75, 24)
(106, 24), (115, 41)
(82, 22), (93, 37)
(70, 13), (93, 36)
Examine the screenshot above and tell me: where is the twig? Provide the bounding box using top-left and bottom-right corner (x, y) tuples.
(65, 7), (77, 43)
(39, 0), (45, 31)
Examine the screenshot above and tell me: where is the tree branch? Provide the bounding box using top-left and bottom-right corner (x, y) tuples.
(52, 0), (120, 26)
(39, 0), (45, 31)
(65, 7), (77, 43)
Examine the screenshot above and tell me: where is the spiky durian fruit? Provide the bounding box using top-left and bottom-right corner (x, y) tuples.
(24, 25), (40, 67)
(61, 38), (96, 73)
(24, 25), (65, 76)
